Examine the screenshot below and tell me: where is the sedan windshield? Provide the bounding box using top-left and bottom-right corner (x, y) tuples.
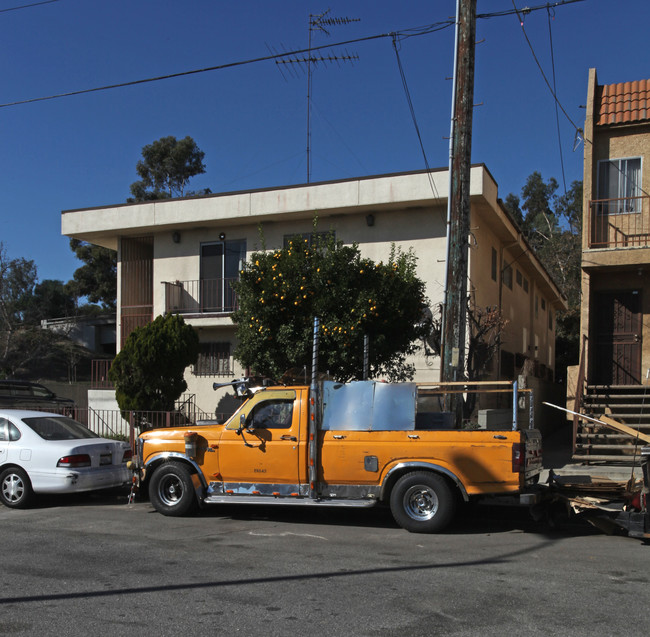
(21, 416), (99, 441)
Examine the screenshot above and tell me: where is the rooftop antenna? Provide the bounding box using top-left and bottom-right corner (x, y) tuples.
(276, 9), (359, 183)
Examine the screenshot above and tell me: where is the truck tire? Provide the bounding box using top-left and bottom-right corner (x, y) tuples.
(390, 471), (456, 533)
(0, 467), (34, 509)
(149, 461), (198, 516)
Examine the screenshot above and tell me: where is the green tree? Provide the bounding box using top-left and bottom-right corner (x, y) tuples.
(503, 192), (524, 228)
(68, 239), (117, 310)
(520, 172), (560, 251)
(109, 313), (199, 413)
(232, 235), (429, 382)
(21, 279), (77, 325)
(128, 136), (206, 202)
(0, 247), (37, 372)
(0, 245), (59, 377)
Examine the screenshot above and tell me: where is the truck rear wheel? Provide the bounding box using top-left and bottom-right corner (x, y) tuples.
(390, 471), (456, 533)
(149, 461), (198, 516)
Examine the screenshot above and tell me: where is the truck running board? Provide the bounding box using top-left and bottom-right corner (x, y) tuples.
(203, 495), (378, 508)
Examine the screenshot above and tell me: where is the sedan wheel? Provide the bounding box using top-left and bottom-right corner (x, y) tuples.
(0, 467), (34, 509)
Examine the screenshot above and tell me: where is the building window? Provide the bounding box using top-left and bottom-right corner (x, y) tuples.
(535, 295), (539, 318)
(516, 269), (522, 287)
(548, 311), (553, 331)
(503, 263), (513, 290)
(523, 278), (529, 293)
(541, 298), (546, 311)
(597, 157), (642, 213)
(283, 232), (333, 248)
(194, 342), (232, 376)
(491, 248), (497, 282)
(200, 240), (246, 312)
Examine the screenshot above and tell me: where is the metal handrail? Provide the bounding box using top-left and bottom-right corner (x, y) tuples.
(573, 334), (588, 457)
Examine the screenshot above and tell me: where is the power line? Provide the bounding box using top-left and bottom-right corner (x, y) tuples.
(0, 1), (585, 110)
(391, 34), (440, 204)
(510, 0), (583, 134)
(0, 0), (58, 14)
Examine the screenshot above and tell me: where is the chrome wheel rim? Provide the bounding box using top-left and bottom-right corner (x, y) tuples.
(2, 473), (25, 504)
(403, 485), (438, 521)
(158, 473), (184, 507)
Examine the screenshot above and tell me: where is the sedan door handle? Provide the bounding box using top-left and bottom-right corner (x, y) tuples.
(280, 435), (297, 441)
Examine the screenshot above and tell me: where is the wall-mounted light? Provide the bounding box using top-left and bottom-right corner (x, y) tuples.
(366, 214), (375, 227)
(219, 232), (226, 240)
(172, 231), (181, 244)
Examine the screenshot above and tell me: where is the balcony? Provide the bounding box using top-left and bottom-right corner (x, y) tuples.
(588, 195), (650, 248)
(163, 278), (239, 315)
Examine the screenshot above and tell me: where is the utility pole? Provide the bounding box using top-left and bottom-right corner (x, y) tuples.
(441, 0), (477, 426)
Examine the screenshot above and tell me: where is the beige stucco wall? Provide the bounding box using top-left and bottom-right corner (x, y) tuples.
(469, 206), (560, 378)
(152, 203), (449, 412)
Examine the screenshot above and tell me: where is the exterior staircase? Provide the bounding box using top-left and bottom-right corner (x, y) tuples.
(574, 385), (650, 463)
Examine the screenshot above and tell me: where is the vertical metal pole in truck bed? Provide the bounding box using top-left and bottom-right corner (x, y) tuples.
(308, 317), (320, 499)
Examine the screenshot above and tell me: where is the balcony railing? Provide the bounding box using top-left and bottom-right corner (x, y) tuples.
(588, 195), (650, 248)
(163, 278), (239, 314)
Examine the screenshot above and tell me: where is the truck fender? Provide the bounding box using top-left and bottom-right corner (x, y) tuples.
(143, 452), (208, 500)
(381, 462), (469, 502)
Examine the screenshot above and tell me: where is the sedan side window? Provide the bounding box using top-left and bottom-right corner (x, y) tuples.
(0, 418), (21, 441)
(8, 422), (21, 441)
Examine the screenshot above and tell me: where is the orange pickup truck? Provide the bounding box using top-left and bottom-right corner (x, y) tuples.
(135, 379), (542, 533)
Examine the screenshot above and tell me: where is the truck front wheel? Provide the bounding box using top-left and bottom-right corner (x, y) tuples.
(390, 472), (456, 533)
(149, 461), (198, 516)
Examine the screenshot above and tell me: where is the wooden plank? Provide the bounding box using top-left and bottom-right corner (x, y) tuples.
(598, 415), (650, 445)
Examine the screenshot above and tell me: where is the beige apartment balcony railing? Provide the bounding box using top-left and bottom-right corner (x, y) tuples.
(588, 195), (650, 248)
(163, 278), (239, 314)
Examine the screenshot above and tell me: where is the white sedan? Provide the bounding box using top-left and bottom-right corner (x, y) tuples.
(0, 409), (132, 508)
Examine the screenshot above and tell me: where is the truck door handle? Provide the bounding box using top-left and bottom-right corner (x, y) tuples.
(280, 435), (297, 441)
(333, 435), (346, 440)
(493, 435), (507, 440)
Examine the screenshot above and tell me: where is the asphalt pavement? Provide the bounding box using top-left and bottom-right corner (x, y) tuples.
(1, 488), (648, 637)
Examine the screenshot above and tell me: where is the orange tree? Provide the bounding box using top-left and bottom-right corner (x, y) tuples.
(231, 236), (428, 382)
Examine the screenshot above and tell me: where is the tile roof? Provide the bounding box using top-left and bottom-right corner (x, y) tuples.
(596, 79), (650, 126)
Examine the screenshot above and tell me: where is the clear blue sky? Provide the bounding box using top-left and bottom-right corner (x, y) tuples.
(1, 0), (648, 283)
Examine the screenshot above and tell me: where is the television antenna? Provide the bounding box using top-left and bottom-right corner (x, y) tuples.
(275, 10), (359, 183)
